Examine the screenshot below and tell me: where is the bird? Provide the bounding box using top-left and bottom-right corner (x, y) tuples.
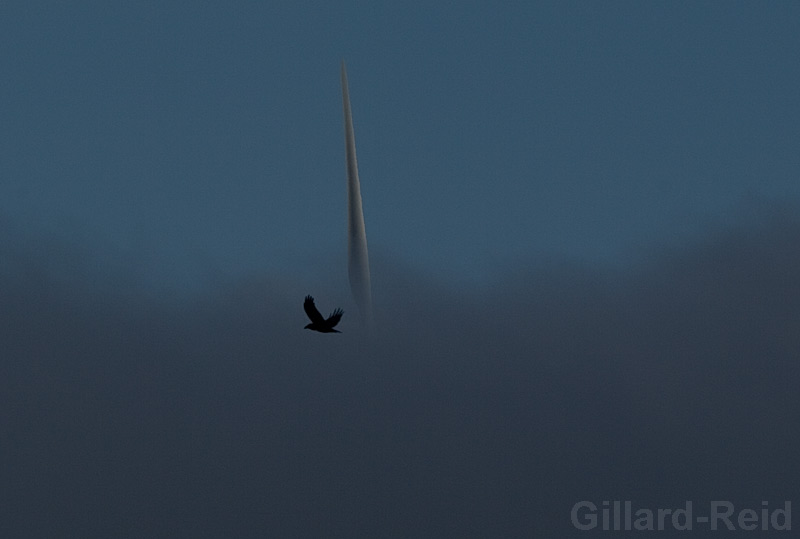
(303, 295), (344, 333)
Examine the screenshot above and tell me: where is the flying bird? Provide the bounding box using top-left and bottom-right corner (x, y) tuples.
(303, 295), (344, 333)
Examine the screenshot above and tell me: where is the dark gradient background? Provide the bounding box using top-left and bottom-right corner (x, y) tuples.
(1, 2), (798, 537)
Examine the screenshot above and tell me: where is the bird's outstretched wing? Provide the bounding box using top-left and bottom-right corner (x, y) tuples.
(326, 308), (344, 328)
(304, 296), (325, 324)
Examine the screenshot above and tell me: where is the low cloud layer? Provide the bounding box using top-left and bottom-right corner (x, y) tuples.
(1, 207), (798, 537)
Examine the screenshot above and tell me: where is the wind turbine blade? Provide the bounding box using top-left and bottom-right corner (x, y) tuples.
(341, 62), (373, 325)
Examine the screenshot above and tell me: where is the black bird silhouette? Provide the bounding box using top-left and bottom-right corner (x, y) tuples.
(303, 295), (343, 333)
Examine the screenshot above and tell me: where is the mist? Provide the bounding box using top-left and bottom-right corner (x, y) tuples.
(342, 62), (372, 324)
(1, 205), (798, 537)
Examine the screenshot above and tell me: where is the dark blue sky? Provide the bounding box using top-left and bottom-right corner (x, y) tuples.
(2, 3), (799, 537)
(2, 1), (798, 289)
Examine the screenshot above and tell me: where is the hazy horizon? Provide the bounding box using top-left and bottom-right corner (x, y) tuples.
(2, 203), (799, 536)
